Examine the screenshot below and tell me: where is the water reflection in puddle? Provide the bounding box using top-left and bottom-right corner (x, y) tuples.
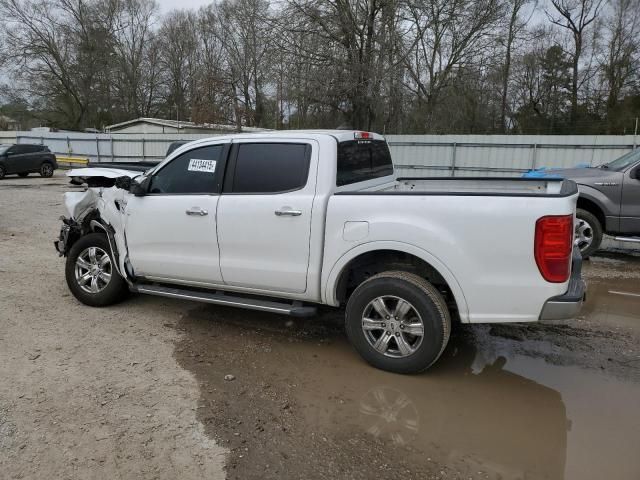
(293, 333), (640, 480)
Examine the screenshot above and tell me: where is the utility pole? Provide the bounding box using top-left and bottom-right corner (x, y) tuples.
(634, 117), (638, 150)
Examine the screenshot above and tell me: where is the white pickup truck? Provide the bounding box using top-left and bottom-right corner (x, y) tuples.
(55, 130), (585, 373)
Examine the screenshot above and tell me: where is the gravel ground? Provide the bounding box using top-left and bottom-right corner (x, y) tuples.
(1, 173), (639, 480)
(0, 174), (226, 479)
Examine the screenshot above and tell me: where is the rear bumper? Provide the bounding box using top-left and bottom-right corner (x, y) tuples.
(539, 249), (586, 321)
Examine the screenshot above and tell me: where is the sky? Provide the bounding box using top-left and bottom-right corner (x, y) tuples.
(157, 0), (212, 14)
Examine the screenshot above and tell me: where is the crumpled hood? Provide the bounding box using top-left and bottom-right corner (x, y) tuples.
(64, 189), (100, 219)
(67, 167), (141, 179)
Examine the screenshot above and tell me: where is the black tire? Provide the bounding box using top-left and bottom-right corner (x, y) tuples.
(40, 162), (54, 177)
(65, 233), (129, 307)
(0, 165), (5, 179)
(576, 208), (603, 258)
(345, 271), (451, 374)
(18, 172), (29, 177)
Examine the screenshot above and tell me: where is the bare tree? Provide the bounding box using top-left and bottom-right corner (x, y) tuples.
(499, 0), (532, 132)
(402, 0), (504, 129)
(283, 0), (405, 130)
(157, 10), (198, 122)
(112, 0), (160, 119)
(546, 0), (603, 126)
(600, 0), (640, 129)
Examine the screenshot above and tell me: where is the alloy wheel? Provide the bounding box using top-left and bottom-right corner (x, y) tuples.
(361, 295), (425, 358)
(74, 247), (112, 294)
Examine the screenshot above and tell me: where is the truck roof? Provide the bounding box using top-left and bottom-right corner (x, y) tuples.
(187, 129), (386, 144)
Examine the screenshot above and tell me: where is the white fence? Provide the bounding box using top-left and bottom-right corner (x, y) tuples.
(6, 131), (639, 174)
(387, 134), (639, 177)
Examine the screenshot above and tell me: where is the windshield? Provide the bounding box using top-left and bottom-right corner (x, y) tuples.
(601, 148), (640, 171)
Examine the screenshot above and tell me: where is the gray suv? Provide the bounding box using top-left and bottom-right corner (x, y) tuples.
(525, 149), (640, 257)
(0, 143), (58, 179)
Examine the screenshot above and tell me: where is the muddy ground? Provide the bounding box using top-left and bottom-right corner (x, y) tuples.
(1, 173), (639, 480)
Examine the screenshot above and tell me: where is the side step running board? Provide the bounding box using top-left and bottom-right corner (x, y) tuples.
(130, 284), (317, 317)
(614, 236), (640, 244)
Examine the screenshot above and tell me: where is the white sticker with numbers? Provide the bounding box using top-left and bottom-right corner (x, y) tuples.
(188, 159), (217, 173)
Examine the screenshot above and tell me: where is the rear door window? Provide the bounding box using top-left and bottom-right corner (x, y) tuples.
(229, 143), (311, 193)
(337, 140), (394, 186)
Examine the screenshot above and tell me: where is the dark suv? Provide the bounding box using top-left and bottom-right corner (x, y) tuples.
(0, 143), (58, 179)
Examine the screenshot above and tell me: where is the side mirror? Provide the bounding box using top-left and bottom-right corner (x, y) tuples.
(115, 176), (148, 196)
(130, 177), (149, 196)
(630, 167), (640, 180)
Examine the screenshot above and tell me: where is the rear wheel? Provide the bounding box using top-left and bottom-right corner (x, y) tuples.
(575, 208), (603, 258)
(18, 172), (29, 177)
(40, 162), (54, 177)
(345, 271), (451, 374)
(65, 233), (129, 307)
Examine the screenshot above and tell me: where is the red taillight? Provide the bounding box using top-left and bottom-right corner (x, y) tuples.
(534, 215), (573, 283)
(354, 131), (371, 139)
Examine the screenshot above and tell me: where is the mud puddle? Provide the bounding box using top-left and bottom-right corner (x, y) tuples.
(174, 289), (640, 480)
(580, 276), (640, 332)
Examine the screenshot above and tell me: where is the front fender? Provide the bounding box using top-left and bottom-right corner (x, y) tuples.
(322, 240), (470, 322)
(576, 183), (620, 217)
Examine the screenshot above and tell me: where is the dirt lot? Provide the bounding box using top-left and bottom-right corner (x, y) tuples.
(1, 173), (640, 480)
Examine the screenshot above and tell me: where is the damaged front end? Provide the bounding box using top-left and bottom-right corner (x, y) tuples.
(54, 167), (140, 263)
(54, 216), (81, 256)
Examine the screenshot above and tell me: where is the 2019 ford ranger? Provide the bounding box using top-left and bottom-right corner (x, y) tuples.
(55, 131), (585, 373)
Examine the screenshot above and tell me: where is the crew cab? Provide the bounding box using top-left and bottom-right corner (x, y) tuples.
(55, 131), (585, 373)
(0, 143), (58, 179)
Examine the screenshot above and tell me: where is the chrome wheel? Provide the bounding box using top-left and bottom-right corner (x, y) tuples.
(575, 218), (593, 253)
(74, 247), (112, 294)
(362, 296), (424, 358)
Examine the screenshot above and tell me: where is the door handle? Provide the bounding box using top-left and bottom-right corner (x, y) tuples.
(186, 207), (208, 216)
(275, 207), (302, 217)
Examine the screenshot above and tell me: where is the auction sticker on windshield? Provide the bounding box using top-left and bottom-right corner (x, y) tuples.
(188, 159), (217, 173)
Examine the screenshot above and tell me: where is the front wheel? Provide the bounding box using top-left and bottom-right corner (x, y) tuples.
(575, 208), (603, 258)
(345, 271), (451, 374)
(65, 233), (129, 307)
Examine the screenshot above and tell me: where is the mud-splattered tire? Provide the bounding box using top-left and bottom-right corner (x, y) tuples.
(65, 233), (129, 307)
(345, 271), (451, 374)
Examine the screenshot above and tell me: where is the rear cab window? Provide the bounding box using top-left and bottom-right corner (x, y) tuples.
(337, 139), (394, 186)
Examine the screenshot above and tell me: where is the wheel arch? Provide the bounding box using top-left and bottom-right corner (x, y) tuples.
(324, 242), (469, 322)
(576, 195), (606, 230)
